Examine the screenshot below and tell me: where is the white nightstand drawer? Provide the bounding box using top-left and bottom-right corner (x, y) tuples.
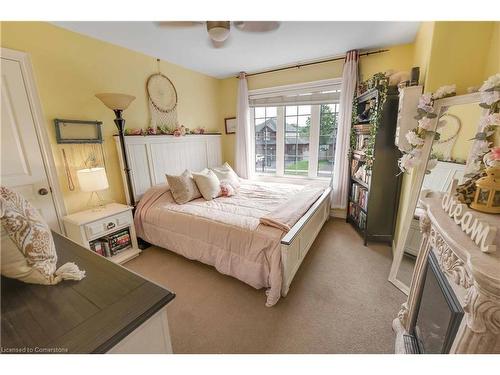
(84, 212), (133, 239)
(115, 211), (132, 227)
(85, 218), (117, 238)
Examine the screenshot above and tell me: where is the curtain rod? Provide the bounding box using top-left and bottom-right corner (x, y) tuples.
(237, 49), (389, 78)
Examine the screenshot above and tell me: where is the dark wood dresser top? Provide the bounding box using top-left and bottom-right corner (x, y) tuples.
(1, 232), (175, 354)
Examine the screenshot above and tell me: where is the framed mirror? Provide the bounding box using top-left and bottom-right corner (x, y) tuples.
(389, 92), (485, 294)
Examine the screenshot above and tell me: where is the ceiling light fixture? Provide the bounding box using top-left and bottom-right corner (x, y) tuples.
(206, 21), (230, 42)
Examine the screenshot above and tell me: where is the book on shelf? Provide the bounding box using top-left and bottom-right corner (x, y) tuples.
(89, 228), (132, 258)
(352, 124), (371, 133)
(350, 183), (368, 211)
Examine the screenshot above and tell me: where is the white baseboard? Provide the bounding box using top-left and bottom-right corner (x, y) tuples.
(330, 208), (346, 219)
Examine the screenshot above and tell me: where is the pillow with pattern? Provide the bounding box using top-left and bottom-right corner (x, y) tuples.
(0, 186), (85, 285)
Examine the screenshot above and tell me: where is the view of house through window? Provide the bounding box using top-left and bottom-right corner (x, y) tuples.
(254, 107), (277, 174)
(253, 103), (339, 178)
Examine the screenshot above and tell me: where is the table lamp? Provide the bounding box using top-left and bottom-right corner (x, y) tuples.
(77, 167), (109, 209)
(95, 92), (136, 206)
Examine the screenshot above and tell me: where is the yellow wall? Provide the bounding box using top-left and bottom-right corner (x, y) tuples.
(220, 43), (415, 165)
(393, 21), (500, 252)
(484, 22), (500, 77)
(1, 22), (222, 214)
(426, 22), (496, 93)
(412, 22), (435, 86)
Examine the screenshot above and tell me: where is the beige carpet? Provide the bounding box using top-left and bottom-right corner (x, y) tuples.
(125, 218), (406, 353)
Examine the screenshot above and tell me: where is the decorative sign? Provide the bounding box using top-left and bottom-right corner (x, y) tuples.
(441, 193), (497, 253)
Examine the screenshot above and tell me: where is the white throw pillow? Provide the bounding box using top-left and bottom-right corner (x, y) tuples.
(211, 162), (241, 188)
(192, 169), (221, 200)
(0, 186), (85, 285)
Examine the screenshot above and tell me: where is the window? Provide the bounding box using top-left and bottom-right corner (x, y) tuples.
(318, 103), (339, 177)
(254, 106), (277, 174)
(249, 79), (341, 179)
(285, 105), (311, 176)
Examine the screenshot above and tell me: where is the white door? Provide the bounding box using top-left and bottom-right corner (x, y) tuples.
(1, 55), (61, 231)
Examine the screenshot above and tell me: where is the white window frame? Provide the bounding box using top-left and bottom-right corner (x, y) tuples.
(249, 79), (341, 180)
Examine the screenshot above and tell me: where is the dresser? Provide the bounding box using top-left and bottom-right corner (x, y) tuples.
(1, 232), (175, 353)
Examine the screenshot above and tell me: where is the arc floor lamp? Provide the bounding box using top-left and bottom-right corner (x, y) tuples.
(95, 93), (136, 207)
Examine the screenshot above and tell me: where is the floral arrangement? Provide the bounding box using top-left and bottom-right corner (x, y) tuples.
(172, 125), (187, 137)
(466, 73), (500, 175)
(125, 125), (207, 137)
(398, 84), (457, 173)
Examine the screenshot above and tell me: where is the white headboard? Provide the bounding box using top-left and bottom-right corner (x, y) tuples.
(421, 160), (466, 192)
(114, 134), (222, 203)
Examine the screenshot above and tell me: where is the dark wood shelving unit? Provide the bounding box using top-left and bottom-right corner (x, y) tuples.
(347, 84), (402, 245)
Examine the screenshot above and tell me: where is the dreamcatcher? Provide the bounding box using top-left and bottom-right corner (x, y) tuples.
(147, 60), (178, 129)
(432, 113), (462, 161)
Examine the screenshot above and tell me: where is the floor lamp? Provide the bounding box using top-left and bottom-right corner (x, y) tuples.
(95, 92), (136, 207)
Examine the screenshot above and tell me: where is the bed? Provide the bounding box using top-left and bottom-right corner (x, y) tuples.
(115, 134), (331, 306)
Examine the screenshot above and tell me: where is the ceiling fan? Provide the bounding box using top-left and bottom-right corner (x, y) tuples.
(157, 21), (280, 48)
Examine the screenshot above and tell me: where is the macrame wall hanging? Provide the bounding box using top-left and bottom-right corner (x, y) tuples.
(147, 59), (179, 129)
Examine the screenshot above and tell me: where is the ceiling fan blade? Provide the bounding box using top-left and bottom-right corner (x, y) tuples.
(234, 21), (280, 32)
(156, 21), (205, 28)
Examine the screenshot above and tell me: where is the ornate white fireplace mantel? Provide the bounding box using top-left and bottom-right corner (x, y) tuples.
(393, 192), (500, 354)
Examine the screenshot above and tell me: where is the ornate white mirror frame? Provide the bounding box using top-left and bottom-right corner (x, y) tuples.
(388, 92), (484, 295)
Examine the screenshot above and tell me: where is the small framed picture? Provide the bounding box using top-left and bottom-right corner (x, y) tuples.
(225, 117), (236, 134)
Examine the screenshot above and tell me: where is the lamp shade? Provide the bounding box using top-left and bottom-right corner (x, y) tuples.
(95, 93), (136, 111)
(77, 167), (109, 192)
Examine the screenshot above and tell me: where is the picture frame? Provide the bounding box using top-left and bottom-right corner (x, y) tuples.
(225, 117), (236, 134)
(54, 119), (103, 144)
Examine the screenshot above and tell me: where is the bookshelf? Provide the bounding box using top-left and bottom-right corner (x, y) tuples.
(347, 84), (402, 245)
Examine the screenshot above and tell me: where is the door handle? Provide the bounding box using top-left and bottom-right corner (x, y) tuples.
(38, 188), (49, 196)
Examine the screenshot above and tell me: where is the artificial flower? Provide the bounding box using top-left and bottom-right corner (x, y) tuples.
(478, 113), (500, 131)
(405, 131), (424, 146)
(418, 117), (434, 131)
(491, 147), (500, 161)
(410, 148), (423, 159)
(480, 90), (500, 106)
(399, 153), (421, 172)
(417, 93), (433, 113)
(476, 139), (492, 155)
(432, 84), (456, 100)
(479, 73), (500, 92)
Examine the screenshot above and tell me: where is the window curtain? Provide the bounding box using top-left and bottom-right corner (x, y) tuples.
(331, 50), (359, 209)
(235, 72), (252, 179)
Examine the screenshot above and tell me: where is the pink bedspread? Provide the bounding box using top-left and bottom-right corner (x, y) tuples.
(134, 180), (316, 306)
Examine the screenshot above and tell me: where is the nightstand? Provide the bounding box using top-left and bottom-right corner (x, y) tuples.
(63, 203), (141, 264)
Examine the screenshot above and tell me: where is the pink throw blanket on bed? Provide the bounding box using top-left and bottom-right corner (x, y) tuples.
(259, 187), (325, 232)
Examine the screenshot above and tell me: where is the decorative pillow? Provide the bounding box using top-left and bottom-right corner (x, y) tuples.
(220, 182), (235, 197)
(0, 186), (85, 285)
(166, 169), (202, 204)
(192, 169), (221, 200)
(211, 162), (241, 188)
